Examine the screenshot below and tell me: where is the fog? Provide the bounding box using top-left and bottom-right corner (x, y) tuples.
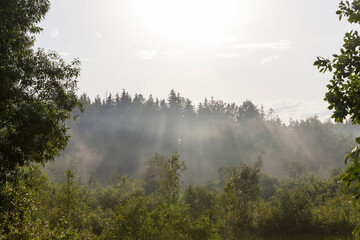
(49, 90), (357, 184)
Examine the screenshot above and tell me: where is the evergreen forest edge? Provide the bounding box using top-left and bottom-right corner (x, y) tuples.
(3, 89), (358, 239)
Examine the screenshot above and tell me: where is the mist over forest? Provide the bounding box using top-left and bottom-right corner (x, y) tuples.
(6, 0), (360, 238)
(49, 89), (359, 184)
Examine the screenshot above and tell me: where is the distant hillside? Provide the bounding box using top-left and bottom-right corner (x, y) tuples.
(48, 89), (357, 183)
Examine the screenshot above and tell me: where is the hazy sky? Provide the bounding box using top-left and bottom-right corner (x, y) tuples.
(35, 0), (354, 122)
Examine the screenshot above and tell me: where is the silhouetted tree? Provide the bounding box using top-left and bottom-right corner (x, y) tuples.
(237, 100), (261, 121)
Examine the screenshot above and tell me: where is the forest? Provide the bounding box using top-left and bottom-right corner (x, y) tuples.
(53, 89), (358, 184)
(3, 90), (358, 239)
(1, 144), (359, 239)
(2, 0), (360, 239)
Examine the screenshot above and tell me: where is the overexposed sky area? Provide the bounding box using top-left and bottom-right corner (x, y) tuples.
(35, 0), (355, 123)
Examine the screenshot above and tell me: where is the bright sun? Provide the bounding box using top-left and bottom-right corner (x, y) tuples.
(132, 0), (243, 45)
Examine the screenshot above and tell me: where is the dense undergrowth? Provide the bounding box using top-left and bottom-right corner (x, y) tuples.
(1, 152), (358, 239)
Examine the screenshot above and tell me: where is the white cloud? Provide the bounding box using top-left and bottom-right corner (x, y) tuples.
(59, 52), (70, 57)
(94, 32), (103, 39)
(261, 54), (280, 64)
(82, 57), (94, 62)
(136, 49), (158, 60)
(267, 98), (332, 124)
(51, 29), (59, 38)
(135, 45), (162, 60)
(202, 36), (238, 46)
(216, 53), (240, 58)
(225, 40), (292, 51)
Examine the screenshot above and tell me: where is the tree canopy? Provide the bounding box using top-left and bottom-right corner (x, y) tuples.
(314, 0), (360, 124)
(314, 0), (360, 237)
(0, 0), (81, 181)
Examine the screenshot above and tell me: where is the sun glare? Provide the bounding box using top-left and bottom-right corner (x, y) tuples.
(132, 0), (243, 45)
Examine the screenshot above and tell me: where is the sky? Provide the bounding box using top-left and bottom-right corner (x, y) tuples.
(35, 0), (355, 123)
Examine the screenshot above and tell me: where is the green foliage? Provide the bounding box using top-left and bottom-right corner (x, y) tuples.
(287, 160), (308, 180)
(0, 165), (84, 239)
(314, 1), (360, 237)
(107, 196), (153, 240)
(159, 152), (187, 204)
(227, 164), (261, 203)
(97, 174), (144, 210)
(314, 8), (360, 125)
(183, 185), (216, 221)
(0, 166), (43, 239)
(144, 152), (187, 205)
(0, 153), (357, 239)
(269, 187), (313, 234)
(217, 163), (261, 239)
(260, 174), (279, 200)
(237, 100), (263, 121)
(143, 153), (167, 195)
(0, 0), (81, 181)
(56, 167), (82, 228)
(313, 194), (357, 235)
(340, 138), (360, 237)
(150, 203), (191, 239)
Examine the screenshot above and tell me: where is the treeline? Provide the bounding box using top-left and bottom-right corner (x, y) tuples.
(52, 89), (357, 183)
(2, 152), (357, 239)
(77, 89), (264, 122)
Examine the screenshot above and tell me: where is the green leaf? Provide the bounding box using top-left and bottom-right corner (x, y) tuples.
(349, 173), (357, 180)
